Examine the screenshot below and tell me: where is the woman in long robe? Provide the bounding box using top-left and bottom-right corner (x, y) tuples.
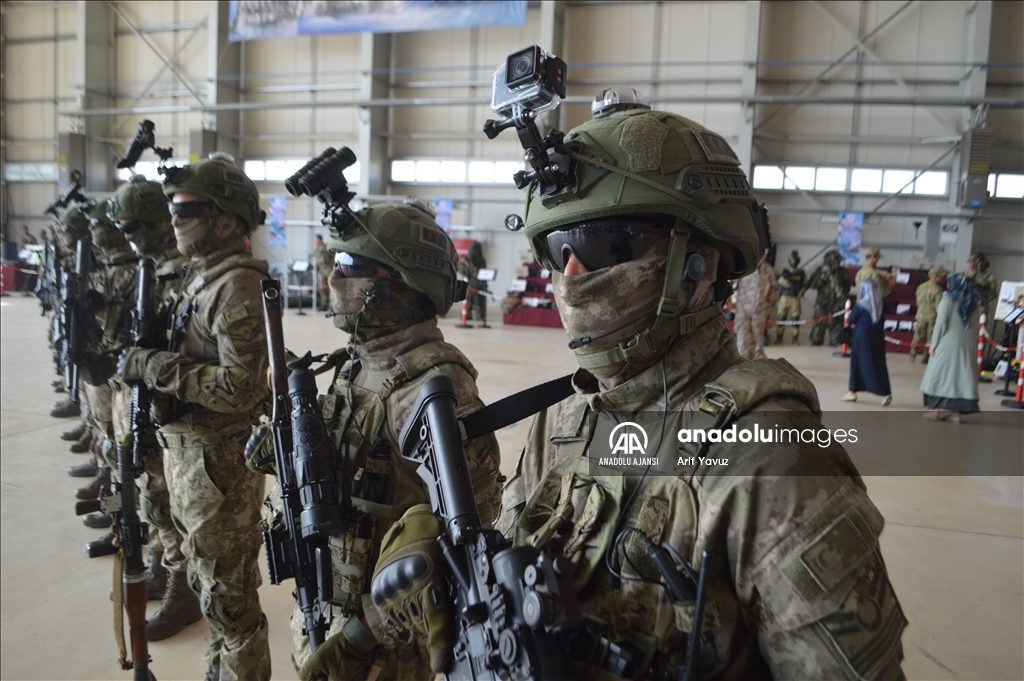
(842, 278), (892, 406)
(921, 273), (983, 423)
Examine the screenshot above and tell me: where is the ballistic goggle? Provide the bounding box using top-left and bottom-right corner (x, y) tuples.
(542, 217), (673, 273)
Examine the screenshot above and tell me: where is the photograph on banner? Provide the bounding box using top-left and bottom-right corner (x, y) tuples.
(268, 195), (287, 249)
(229, 1), (526, 42)
(433, 199), (453, 229)
(838, 211), (863, 265)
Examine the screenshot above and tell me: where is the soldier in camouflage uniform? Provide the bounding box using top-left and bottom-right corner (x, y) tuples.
(472, 108), (903, 679)
(118, 158), (272, 681)
(733, 250), (774, 359)
(855, 247), (894, 298)
(911, 267), (946, 364)
(966, 253), (998, 329)
(106, 177), (202, 638)
(50, 206), (91, 420)
(808, 250), (851, 346)
(312, 233), (333, 311)
(262, 202), (501, 681)
(74, 200), (143, 553)
(775, 249), (807, 345)
(457, 241), (490, 327)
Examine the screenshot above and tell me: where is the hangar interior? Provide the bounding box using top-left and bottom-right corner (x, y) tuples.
(1, 1), (1022, 680)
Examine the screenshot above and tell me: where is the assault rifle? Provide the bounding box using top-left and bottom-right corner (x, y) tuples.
(43, 181), (88, 218)
(396, 375), (581, 680)
(35, 239), (60, 313)
(257, 279), (344, 680)
(76, 257), (158, 680)
(61, 238), (94, 404)
(396, 377), (714, 681)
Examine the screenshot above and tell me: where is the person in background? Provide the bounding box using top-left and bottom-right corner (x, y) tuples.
(965, 253), (998, 329)
(20, 224), (38, 247)
(855, 246), (895, 297)
(311, 233), (333, 311)
(457, 241), (490, 327)
(911, 267), (946, 364)
(808, 250), (852, 346)
(921, 273), (985, 423)
(843, 277), (893, 406)
(733, 247), (775, 359)
(775, 249), (807, 345)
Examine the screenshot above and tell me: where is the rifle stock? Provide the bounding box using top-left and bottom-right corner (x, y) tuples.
(398, 375), (579, 681)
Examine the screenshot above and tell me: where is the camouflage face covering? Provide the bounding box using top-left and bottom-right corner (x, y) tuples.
(126, 221), (176, 258)
(555, 239), (669, 378)
(555, 238), (721, 383)
(172, 215), (214, 256)
(328, 271), (430, 334)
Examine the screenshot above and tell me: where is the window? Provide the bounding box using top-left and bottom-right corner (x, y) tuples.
(815, 167), (847, 192)
(493, 162), (523, 184)
(913, 171), (947, 196)
(3, 163), (58, 182)
(467, 161), (494, 183)
(988, 173), (997, 196)
(415, 160), (441, 183)
(850, 168), (882, 193)
(440, 161), (466, 183)
(264, 160), (290, 182)
(243, 160), (265, 181)
(783, 166), (815, 191)
(995, 174), (1024, 199)
(752, 165), (784, 190)
(391, 160), (416, 183)
(882, 170), (915, 194)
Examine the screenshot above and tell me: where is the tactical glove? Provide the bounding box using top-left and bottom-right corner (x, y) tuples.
(370, 504), (452, 672)
(298, 616), (379, 681)
(244, 423), (277, 475)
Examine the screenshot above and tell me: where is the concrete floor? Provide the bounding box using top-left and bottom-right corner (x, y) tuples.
(1, 293), (1021, 680)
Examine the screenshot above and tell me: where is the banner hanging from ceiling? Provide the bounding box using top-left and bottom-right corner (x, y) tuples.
(229, 1), (527, 42)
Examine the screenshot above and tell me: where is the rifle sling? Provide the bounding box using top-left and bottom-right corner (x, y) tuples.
(459, 374), (575, 442)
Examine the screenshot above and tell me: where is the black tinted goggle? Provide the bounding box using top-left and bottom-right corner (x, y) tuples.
(334, 252), (389, 278)
(543, 218), (673, 273)
(117, 220), (142, 235)
(169, 201), (215, 219)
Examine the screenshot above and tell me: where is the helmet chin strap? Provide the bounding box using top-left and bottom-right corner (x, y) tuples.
(572, 223), (720, 371)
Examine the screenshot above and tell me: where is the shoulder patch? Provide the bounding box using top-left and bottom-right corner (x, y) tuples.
(800, 515), (869, 591)
(816, 551), (907, 680)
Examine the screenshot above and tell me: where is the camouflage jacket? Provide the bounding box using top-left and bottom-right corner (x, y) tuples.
(90, 251), (139, 351)
(808, 264), (851, 306)
(498, 315), (906, 680)
(967, 270), (998, 312)
(312, 245), (333, 281)
(133, 242), (271, 436)
(735, 262), (775, 314)
(316, 318), (502, 616)
(914, 280), (944, 323)
(855, 265), (894, 297)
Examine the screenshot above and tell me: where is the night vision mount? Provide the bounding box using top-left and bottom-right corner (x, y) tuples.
(117, 119), (174, 173)
(44, 181), (90, 217)
(482, 45), (575, 197)
(284, 147), (358, 236)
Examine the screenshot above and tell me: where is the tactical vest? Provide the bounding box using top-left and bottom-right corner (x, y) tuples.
(514, 358), (819, 680)
(321, 339), (480, 614)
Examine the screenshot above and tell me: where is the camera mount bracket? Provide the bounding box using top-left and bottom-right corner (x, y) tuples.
(483, 105), (575, 197)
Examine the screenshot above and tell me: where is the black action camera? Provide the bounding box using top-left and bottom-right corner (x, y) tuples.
(491, 44), (567, 118)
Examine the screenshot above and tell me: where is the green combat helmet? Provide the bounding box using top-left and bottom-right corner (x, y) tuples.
(162, 156), (265, 233)
(107, 176), (172, 225)
(520, 108), (770, 368)
(328, 200), (465, 328)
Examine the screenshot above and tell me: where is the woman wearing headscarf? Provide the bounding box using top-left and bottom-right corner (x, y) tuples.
(843, 277), (893, 406)
(921, 273), (984, 422)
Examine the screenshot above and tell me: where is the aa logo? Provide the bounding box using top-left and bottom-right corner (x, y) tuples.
(609, 422), (648, 456)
